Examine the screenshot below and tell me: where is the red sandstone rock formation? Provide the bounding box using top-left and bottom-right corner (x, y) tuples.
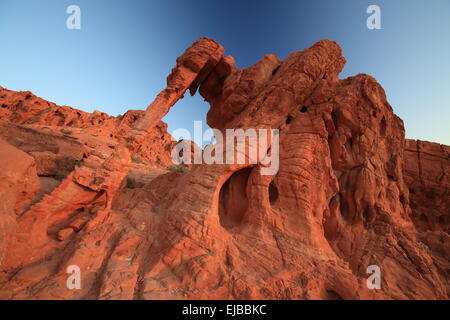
(403, 139), (450, 283)
(0, 38), (448, 300)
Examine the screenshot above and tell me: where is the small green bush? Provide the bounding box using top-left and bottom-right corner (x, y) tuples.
(207, 250), (216, 257)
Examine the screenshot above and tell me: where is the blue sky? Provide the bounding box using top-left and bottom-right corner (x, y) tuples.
(0, 0), (449, 144)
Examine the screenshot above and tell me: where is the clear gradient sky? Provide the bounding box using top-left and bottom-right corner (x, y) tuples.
(0, 0), (449, 144)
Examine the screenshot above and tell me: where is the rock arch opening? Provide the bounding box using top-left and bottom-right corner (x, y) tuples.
(218, 167), (253, 230)
(162, 94), (212, 147)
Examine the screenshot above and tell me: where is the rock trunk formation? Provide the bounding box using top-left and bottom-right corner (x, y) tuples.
(0, 38), (448, 299)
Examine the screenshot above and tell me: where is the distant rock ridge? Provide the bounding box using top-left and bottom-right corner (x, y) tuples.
(0, 38), (448, 299)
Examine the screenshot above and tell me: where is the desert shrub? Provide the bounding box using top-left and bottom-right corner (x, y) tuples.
(131, 155), (142, 163)
(167, 164), (189, 173)
(60, 128), (73, 135)
(207, 249), (216, 257)
(419, 242), (431, 254)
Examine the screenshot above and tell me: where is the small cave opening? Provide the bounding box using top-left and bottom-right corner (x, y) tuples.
(300, 106), (308, 113)
(345, 136), (353, 150)
(272, 65), (280, 77)
(331, 110), (338, 129)
(268, 180), (279, 204)
(1, 104), (7, 108)
(286, 115), (293, 124)
(399, 194), (407, 208)
(339, 193), (352, 223)
(380, 116), (387, 137)
(362, 204), (376, 227)
(218, 167), (253, 230)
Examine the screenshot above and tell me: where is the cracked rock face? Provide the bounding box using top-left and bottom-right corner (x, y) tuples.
(0, 38), (448, 299)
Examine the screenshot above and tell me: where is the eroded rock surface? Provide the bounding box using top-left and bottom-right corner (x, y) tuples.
(0, 38), (448, 300)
